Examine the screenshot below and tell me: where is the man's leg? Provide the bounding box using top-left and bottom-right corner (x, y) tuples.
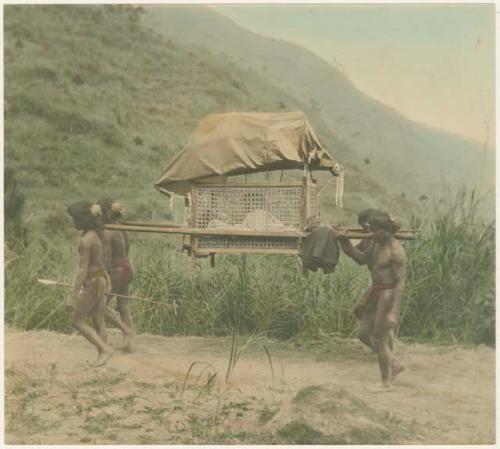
(92, 288), (132, 345)
(373, 293), (403, 386)
(117, 286), (135, 352)
(388, 328), (404, 380)
(373, 328), (393, 387)
(388, 328), (394, 351)
(110, 268), (135, 351)
(103, 301), (133, 337)
(358, 308), (377, 352)
(92, 282), (114, 366)
(92, 287), (109, 347)
(91, 310), (107, 343)
(106, 270), (134, 343)
(117, 285), (134, 330)
(72, 279), (113, 366)
(373, 292), (394, 386)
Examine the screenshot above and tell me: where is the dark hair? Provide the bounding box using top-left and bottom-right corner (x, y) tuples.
(98, 198), (114, 224)
(68, 201), (109, 264)
(369, 212), (401, 233)
(67, 201), (99, 230)
(358, 208), (379, 225)
(98, 198), (123, 224)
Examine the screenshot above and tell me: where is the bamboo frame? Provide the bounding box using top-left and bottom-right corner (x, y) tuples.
(104, 223), (418, 240)
(191, 183), (197, 227)
(193, 181), (304, 188)
(302, 175), (308, 229)
(119, 220), (185, 228)
(195, 247), (300, 256)
(105, 224), (306, 238)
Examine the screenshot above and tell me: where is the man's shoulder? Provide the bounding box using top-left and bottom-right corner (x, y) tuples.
(391, 240), (406, 260)
(110, 229), (126, 242)
(81, 230), (100, 244)
(104, 229), (120, 239)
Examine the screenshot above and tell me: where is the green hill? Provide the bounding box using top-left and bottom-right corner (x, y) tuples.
(5, 4), (416, 225)
(143, 5), (494, 202)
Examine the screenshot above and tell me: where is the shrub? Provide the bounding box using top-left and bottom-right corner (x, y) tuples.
(4, 167), (27, 249)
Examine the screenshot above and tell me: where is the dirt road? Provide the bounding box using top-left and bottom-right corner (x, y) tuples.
(4, 328), (495, 445)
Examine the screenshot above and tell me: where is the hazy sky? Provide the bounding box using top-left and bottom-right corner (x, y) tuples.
(213, 4), (495, 148)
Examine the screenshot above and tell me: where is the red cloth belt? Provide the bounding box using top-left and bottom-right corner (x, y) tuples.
(354, 283), (397, 319)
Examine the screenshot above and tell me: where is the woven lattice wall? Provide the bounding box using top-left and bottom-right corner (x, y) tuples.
(193, 184), (317, 230)
(192, 183), (317, 252)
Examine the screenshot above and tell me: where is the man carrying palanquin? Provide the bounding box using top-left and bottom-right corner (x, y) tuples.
(66, 201), (114, 367)
(99, 198), (135, 352)
(338, 211), (406, 389)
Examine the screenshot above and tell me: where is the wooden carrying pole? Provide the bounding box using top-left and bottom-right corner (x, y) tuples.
(106, 224), (307, 238)
(105, 223), (418, 240)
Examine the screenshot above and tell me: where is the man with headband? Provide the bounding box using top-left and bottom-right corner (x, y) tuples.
(339, 210), (406, 389)
(99, 199), (135, 352)
(66, 201), (113, 367)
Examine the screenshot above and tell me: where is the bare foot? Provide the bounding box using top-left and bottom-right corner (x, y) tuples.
(365, 383), (395, 393)
(391, 363), (405, 381)
(92, 350), (114, 367)
(119, 332), (135, 353)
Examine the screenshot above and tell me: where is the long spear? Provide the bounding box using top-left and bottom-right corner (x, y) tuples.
(37, 278), (177, 311)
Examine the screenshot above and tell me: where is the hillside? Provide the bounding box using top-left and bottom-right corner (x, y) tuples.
(143, 5), (494, 201)
(4, 4), (415, 224)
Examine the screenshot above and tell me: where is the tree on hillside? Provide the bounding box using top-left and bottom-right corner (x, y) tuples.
(4, 167), (27, 250)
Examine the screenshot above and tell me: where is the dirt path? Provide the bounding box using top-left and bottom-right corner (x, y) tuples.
(4, 328), (495, 445)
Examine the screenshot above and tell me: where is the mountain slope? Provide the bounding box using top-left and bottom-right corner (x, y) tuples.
(4, 4), (413, 223)
(3, 6), (294, 192)
(143, 5), (494, 199)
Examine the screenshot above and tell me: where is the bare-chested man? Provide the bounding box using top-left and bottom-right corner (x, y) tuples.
(99, 198), (135, 352)
(66, 201), (113, 367)
(339, 211), (406, 388)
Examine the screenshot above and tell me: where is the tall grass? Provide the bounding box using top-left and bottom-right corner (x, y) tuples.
(399, 188), (495, 345)
(5, 235), (73, 332)
(127, 239), (364, 339)
(4, 231), (363, 339)
(4, 188), (495, 346)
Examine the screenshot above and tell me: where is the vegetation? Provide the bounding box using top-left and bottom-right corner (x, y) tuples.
(5, 188), (495, 347)
(3, 6), (495, 347)
(4, 170), (27, 256)
(4, 5), (304, 196)
(3, 6), (495, 447)
(4, 4), (414, 224)
(400, 188), (495, 345)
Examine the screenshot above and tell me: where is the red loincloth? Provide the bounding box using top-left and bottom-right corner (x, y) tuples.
(354, 283), (396, 319)
(111, 260), (134, 285)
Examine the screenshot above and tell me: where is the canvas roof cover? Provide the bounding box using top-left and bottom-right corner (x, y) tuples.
(155, 111), (342, 196)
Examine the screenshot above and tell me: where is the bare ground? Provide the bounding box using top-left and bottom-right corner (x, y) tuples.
(4, 328), (496, 445)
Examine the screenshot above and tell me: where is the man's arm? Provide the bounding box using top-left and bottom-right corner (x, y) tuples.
(355, 239), (373, 252)
(390, 247), (406, 286)
(123, 231), (130, 257)
(71, 238), (91, 298)
(338, 237), (371, 265)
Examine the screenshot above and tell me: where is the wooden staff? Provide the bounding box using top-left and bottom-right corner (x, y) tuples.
(37, 278), (177, 310)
